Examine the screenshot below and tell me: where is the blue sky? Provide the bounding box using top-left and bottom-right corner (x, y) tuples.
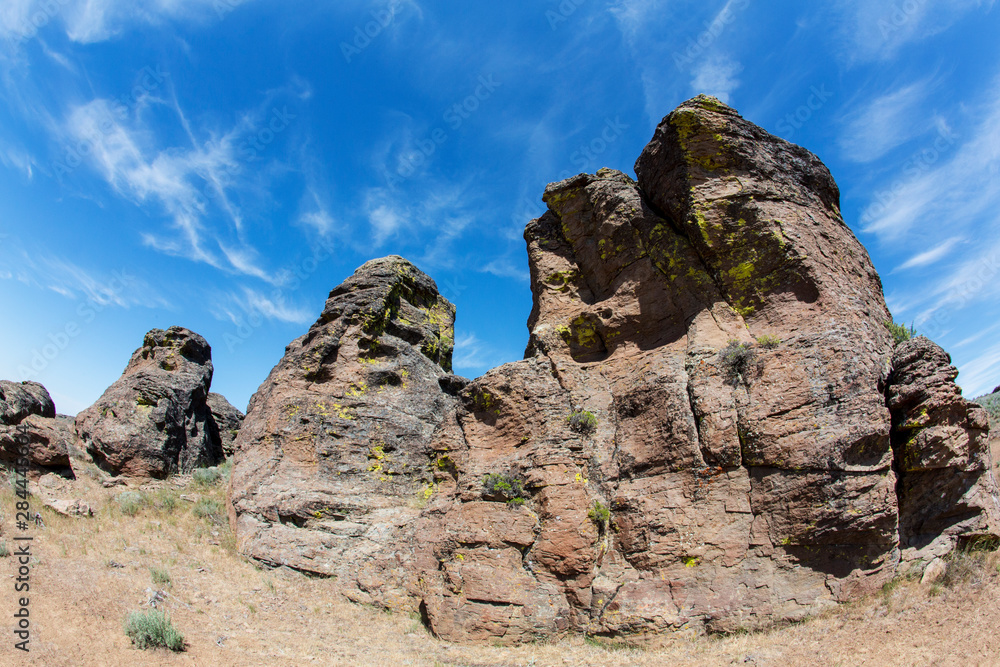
(1, 0), (999, 415)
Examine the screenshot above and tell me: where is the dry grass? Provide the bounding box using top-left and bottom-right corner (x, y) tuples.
(1, 467), (1000, 666)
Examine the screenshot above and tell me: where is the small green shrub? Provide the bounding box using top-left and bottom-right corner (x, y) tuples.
(756, 334), (780, 349)
(123, 609), (185, 651)
(192, 467), (222, 486)
(588, 501), (611, 533)
(719, 340), (758, 385)
(482, 472), (528, 505)
(193, 498), (225, 525)
(149, 567), (171, 587)
(0, 541), (9, 558)
(566, 410), (598, 434)
(886, 320), (917, 346)
(116, 491), (147, 517)
(152, 489), (179, 512)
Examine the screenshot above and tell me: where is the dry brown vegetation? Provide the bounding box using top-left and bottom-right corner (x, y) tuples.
(1, 461), (1000, 667)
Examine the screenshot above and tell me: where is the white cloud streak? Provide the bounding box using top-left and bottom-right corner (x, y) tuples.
(0, 0), (255, 45)
(840, 80), (934, 163)
(690, 54), (742, 104)
(893, 236), (963, 272)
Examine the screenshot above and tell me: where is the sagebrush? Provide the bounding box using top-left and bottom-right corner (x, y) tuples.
(123, 609), (185, 651)
(720, 340), (758, 384)
(566, 410), (598, 434)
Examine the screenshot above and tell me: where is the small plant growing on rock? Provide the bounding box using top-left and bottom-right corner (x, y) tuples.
(566, 410), (598, 434)
(720, 340), (758, 385)
(482, 472), (528, 506)
(756, 334), (780, 349)
(587, 500), (611, 534)
(124, 609), (185, 651)
(885, 320), (916, 346)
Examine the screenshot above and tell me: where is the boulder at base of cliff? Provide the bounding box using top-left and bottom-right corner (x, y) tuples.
(0, 381), (74, 479)
(75, 327), (225, 479)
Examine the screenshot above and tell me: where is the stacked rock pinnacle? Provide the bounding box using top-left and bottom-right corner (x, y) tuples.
(228, 96), (1000, 642)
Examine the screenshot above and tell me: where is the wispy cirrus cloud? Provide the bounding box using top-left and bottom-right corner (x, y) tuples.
(893, 236), (963, 272)
(957, 339), (1000, 399)
(57, 85), (301, 282)
(219, 286), (314, 326)
(0, 245), (166, 309)
(832, 0), (995, 63)
(690, 54), (742, 104)
(861, 82), (1000, 242)
(840, 79), (935, 163)
(0, 0), (255, 45)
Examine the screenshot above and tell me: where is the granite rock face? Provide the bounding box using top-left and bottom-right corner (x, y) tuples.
(207, 393), (245, 458)
(75, 327), (225, 478)
(229, 96), (1000, 642)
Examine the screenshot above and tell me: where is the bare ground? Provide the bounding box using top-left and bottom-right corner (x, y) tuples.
(2, 463), (999, 667)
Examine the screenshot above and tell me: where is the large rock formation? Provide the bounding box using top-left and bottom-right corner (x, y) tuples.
(229, 96), (1000, 642)
(888, 338), (1000, 559)
(75, 327), (225, 478)
(0, 381), (74, 478)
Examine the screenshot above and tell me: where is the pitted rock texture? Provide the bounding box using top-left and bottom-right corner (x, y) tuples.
(207, 393), (244, 458)
(228, 257), (460, 594)
(75, 327), (224, 478)
(0, 381), (74, 478)
(887, 337), (1000, 560)
(229, 96), (999, 643)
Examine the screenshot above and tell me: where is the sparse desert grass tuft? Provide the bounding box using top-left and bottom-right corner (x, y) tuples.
(192, 467), (223, 487)
(194, 497), (226, 524)
(149, 566), (171, 587)
(151, 488), (179, 512)
(0, 541), (8, 558)
(116, 491), (147, 517)
(123, 609), (185, 651)
(940, 541), (999, 589)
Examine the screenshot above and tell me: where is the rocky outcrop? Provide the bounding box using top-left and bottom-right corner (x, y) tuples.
(75, 327), (225, 478)
(887, 338), (1000, 560)
(0, 381), (74, 478)
(0, 380), (55, 425)
(207, 393), (244, 458)
(228, 96), (1000, 643)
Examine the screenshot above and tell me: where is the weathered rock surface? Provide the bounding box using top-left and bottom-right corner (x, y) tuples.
(75, 327), (225, 478)
(229, 96), (1000, 643)
(207, 393), (244, 458)
(887, 337), (1000, 559)
(0, 380), (55, 425)
(0, 381), (75, 478)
